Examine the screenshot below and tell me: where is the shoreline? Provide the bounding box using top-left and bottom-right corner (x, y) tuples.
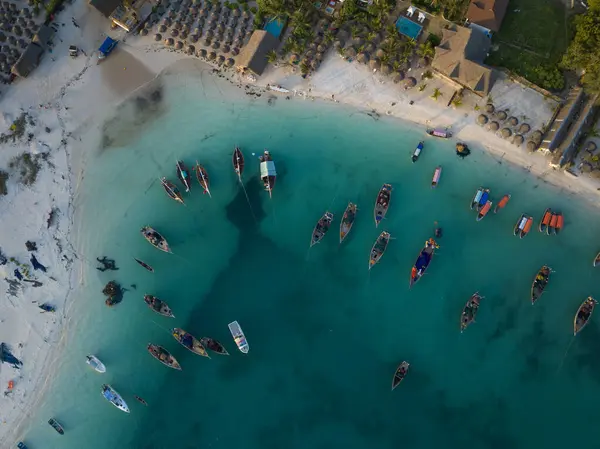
(0, 5), (598, 444)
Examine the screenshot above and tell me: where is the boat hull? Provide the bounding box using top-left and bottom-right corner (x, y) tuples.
(369, 231), (390, 270)
(141, 226), (172, 253)
(102, 384), (130, 413)
(471, 188), (483, 210)
(374, 184), (392, 227)
(574, 297), (598, 336)
(229, 320), (249, 353)
(176, 160), (192, 192)
(310, 212), (334, 247)
(494, 194), (510, 213)
(431, 166), (441, 188)
(144, 295), (175, 318)
(233, 147), (245, 180)
(86, 355), (106, 373)
(476, 200), (492, 221)
(172, 328), (210, 357)
(339, 203), (357, 244)
(391, 361), (410, 390)
(594, 252), (600, 267)
(147, 344), (182, 370)
(194, 162), (211, 196)
(460, 293), (481, 332)
(531, 266), (550, 305)
(409, 239), (437, 288)
(200, 337), (230, 355)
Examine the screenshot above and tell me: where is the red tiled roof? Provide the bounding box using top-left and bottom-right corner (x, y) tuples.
(466, 0), (509, 32)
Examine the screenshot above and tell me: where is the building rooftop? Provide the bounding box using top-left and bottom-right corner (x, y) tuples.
(466, 0), (509, 32)
(237, 30), (280, 76)
(540, 87), (584, 152)
(89, 0), (123, 18)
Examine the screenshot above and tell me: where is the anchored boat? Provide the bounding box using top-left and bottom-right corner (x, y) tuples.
(172, 328), (210, 358)
(539, 208), (552, 233)
(48, 418), (64, 435)
(143, 295), (175, 318)
(160, 177), (185, 204)
(427, 128), (452, 138)
(86, 355), (106, 373)
(460, 292), (482, 333)
(411, 141), (424, 162)
(594, 252), (600, 267)
(555, 212), (564, 234)
(531, 266), (551, 305)
(134, 257), (154, 273)
(547, 213), (558, 235)
(476, 200), (492, 221)
(228, 320), (249, 353)
(476, 188), (490, 212)
(140, 226), (172, 253)
(409, 238), (438, 288)
(147, 344), (182, 370)
(574, 297), (598, 336)
(310, 211), (334, 247)
(470, 188), (483, 210)
(374, 184), (392, 227)
(494, 194), (510, 213)
(431, 166), (442, 188)
(176, 160), (192, 192)
(513, 214), (532, 238)
(259, 150), (277, 197)
(339, 202), (357, 244)
(391, 361), (410, 390)
(232, 146), (244, 182)
(369, 231), (390, 270)
(200, 337), (229, 355)
(194, 162), (211, 197)
(102, 384), (130, 413)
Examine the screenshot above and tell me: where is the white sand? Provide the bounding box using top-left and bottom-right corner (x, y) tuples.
(0, 3), (597, 445)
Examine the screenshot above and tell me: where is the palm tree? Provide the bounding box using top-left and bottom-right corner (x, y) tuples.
(367, 31), (378, 42)
(451, 96), (463, 108)
(324, 30), (334, 45)
(267, 50), (278, 64)
(350, 25), (362, 39)
(300, 60), (310, 76)
(386, 24), (396, 36)
(417, 41), (435, 60)
(431, 88), (442, 100)
(418, 83), (427, 92)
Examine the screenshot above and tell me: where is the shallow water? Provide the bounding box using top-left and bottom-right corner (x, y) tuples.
(20, 64), (600, 449)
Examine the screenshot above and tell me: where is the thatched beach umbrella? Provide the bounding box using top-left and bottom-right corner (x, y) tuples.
(317, 44), (326, 53)
(501, 128), (512, 138)
(497, 110), (507, 121)
(226, 57), (234, 67)
(352, 37), (364, 48)
(334, 39), (344, 49)
(208, 50), (216, 60)
(175, 40), (184, 49)
(232, 47), (239, 56)
(518, 123), (531, 134)
(369, 57), (381, 71)
(311, 59), (319, 70)
(233, 8), (241, 16)
(508, 116), (518, 126)
(158, 24), (167, 33)
(488, 121), (499, 131)
(586, 141), (597, 152)
(375, 48), (385, 59)
(217, 54), (225, 64)
(526, 141), (538, 153)
(485, 104), (494, 114)
(357, 52), (368, 64)
(206, 29), (213, 38)
(197, 47), (207, 57)
(211, 40), (220, 49)
(16, 16), (25, 26)
(381, 64), (391, 75)
(393, 71), (405, 83)
(0, 61), (7, 72)
(345, 46), (356, 58)
(187, 44), (195, 54)
(204, 37), (211, 46)
(12, 25), (21, 36)
(531, 130), (543, 143)
(316, 52), (324, 61)
(170, 28), (179, 37)
(222, 44), (230, 53)
(140, 28), (149, 36)
(405, 76), (417, 88)
(164, 37), (174, 46)
(190, 34), (199, 43)
(477, 114), (489, 125)
(365, 43), (376, 54)
(512, 134), (524, 146)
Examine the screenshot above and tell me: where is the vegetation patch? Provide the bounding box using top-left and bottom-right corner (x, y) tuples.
(0, 113), (29, 144)
(485, 0), (567, 91)
(0, 170), (8, 195)
(8, 153), (42, 186)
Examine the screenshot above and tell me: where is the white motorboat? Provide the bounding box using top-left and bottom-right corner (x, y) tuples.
(228, 321), (249, 353)
(102, 384), (130, 413)
(86, 355), (106, 373)
(268, 84), (290, 93)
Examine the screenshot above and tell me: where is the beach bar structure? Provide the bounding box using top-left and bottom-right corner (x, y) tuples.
(11, 26), (53, 78)
(89, 0), (123, 18)
(539, 87), (585, 154)
(236, 30), (280, 77)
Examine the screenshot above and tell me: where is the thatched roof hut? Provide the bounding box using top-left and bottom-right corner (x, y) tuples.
(357, 52), (368, 64)
(217, 54), (225, 64)
(164, 37), (174, 46)
(501, 128), (512, 138)
(187, 44), (195, 55)
(526, 141), (538, 152)
(405, 76), (417, 88)
(585, 141), (597, 152)
(369, 57), (380, 70)
(208, 50), (217, 60)
(485, 104), (494, 114)
(507, 116), (518, 126)
(488, 121), (499, 131)
(518, 123), (531, 134)
(175, 40), (184, 50)
(158, 24), (167, 32)
(236, 30), (279, 75)
(197, 48), (207, 57)
(512, 134), (524, 146)
(477, 114), (488, 125)
(393, 71), (405, 83)
(531, 130), (543, 143)
(497, 111), (507, 121)
(226, 57), (235, 67)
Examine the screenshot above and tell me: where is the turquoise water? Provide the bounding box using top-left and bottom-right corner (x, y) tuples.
(19, 64), (600, 449)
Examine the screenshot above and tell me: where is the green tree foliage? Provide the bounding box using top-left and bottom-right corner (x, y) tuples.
(561, 9), (600, 93)
(267, 50), (278, 63)
(417, 41), (435, 60)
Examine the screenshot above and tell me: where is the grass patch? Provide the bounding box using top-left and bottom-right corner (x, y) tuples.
(8, 153), (42, 186)
(0, 170), (8, 195)
(485, 0), (568, 90)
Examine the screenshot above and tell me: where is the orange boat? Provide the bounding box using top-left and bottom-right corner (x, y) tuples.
(520, 216), (533, 239)
(476, 200), (492, 221)
(493, 194), (510, 214)
(555, 212), (563, 234)
(548, 213), (559, 235)
(538, 208), (552, 233)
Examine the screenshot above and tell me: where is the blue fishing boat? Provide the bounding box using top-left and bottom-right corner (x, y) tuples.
(477, 188), (490, 212)
(411, 141), (424, 162)
(102, 384), (130, 413)
(409, 238), (439, 288)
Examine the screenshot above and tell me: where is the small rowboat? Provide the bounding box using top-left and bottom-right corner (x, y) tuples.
(476, 200), (492, 221)
(140, 226), (172, 253)
(593, 252), (600, 267)
(310, 211), (334, 247)
(409, 238), (438, 288)
(232, 146), (244, 182)
(86, 355), (106, 373)
(520, 216), (533, 239)
(427, 128), (452, 138)
(17, 442), (28, 449)
(460, 292), (482, 332)
(391, 361), (409, 390)
(134, 257), (154, 273)
(228, 320), (249, 353)
(513, 214), (526, 236)
(369, 231), (390, 270)
(555, 212), (563, 234)
(431, 166), (442, 188)
(531, 265), (551, 305)
(411, 141), (424, 162)
(574, 297), (598, 336)
(134, 395), (148, 406)
(374, 183), (392, 227)
(470, 188), (483, 210)
(147, 344), (182, 370)
(476, 188), (490, 212)
(172, 328), (210, 358)
(547, 213), (558, 235)
(194, 162), (211, 197)
(200, 337), (229, 355)
(339, 202), (357, 244)
(539, 208), (552, 233)
(48, 418), (64, 435)
(102, 384), (130, 413)
(160, 177), (185, 204)
(493, 194), (510, 213)
(176, 160), (192, 193)
(259, 150), (276, 198)
(144, 295), (175, 318)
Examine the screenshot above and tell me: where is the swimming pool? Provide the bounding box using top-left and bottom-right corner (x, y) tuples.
(264, 17), (286, 39)
(395, 16), (423, 40)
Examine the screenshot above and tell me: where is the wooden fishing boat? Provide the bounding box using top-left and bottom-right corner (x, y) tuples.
(411, 141), (424, 162)
(538, 208), (552, 233)
(232, 146), (244, 181)
(470, 188), (483, 210)
(493, 194), (510, 214)
(140, 226), (172, 253)
(194, 161), (212, 197)
(574, 297), (598, 336)
(593, 252), (600, 267)
(547, 213), (558, 236)
(259, 150), (276, 197)
(513, 214), (526, 236)
(200, 337), (230, 355)
(134, 257), (154, 273)
(531, 265), (551, 305)
(143, 295), (175, 318)
(555, 212), (563, 234)
(176, 160), (192, 192)
(228, 320), (249, 353)
(476, 200), (492, 221)
(101, 384), (130, 413)
(369, 231), (390, 270)
(431, 166), (442, 188)
(160, 177), (185, 204)
(409, 238), (438, 288)
(134, 395), (148, 406)
(310, 211), (334, 247)
(427, 128), (452, 138)
(147, 344), (182, 370)
(476, 188), (490, 212)
(460, 292), (482, 332)
(391, 361), (410, 390)
(172, 328), (210, 358)
(48, 418), (64, 435)
(374, 183), (392, 227)
(339, 202), (357, 244)
(520, 216), (533, 239)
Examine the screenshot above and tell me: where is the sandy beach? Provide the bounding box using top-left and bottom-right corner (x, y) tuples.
(0, 2), (598, 445)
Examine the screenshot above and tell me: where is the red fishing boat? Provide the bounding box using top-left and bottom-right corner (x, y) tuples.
(547, 213), (558, 235)
(476, 201), (492, 221)
(493, 194), (510, 214)
(555, 212), (563, 234)
(539, 208), (552, 233)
